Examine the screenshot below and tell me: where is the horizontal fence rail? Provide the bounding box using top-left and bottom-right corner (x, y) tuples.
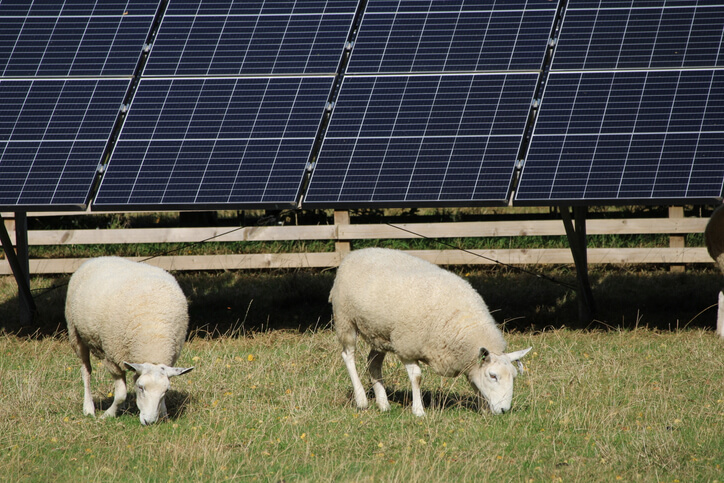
(0, 214), (714, 275)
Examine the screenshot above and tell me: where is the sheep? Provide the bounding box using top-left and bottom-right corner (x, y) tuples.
(705, 204), (724, 338)
(65, 257), (193, 425)
(329, 247), (532, 416)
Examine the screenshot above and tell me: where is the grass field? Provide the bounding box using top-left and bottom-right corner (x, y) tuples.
(1, 260), (723, 481)
(0, 327), (722, 481)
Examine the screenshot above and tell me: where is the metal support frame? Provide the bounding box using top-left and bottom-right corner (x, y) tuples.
(0, 212), (37, 326)
(560, 206), (596, 324)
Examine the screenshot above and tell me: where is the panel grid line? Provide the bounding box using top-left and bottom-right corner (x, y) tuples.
(173, 2), (202, 77)
(615, 71), (648, 199)
(473, 75), (508, 196)
(684, 70), (715, 196)
(546, 72), (584, 199)
(227, 78), (270, 203)
(32, 10), (62, 77)
(402, 75), (443, 200)
(437, 75), (474, 199)
(260, 78), (304, 199)
(337, 76), (382, 202)
(48, 80), (103, 203)
(582, 71), (616, 196)
(160, 78), (209, 202)
(126, 79), (176, 204)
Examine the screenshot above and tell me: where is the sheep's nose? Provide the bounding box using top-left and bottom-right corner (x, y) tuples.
(500, 408), (507, 414)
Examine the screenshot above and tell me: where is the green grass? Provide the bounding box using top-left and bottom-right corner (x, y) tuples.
(1, 209), (723, 481)
(0, 328), (722, 481)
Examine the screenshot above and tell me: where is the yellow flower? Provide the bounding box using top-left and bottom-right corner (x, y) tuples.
(247, 354), (255, 362)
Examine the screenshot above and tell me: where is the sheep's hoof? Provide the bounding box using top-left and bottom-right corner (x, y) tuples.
(100, 410), (116, 419)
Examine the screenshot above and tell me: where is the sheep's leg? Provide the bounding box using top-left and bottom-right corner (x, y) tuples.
(341, 344), (368, 410)
(717, 291), (724, 338)
(102, 373), (127, 419)
(78, 344), (95, 417)
(402, 361), (425, 417)
(367, 350), (390, 411)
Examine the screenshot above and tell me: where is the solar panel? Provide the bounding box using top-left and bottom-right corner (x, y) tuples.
(93, 76), (334, 209)
(552, 4), (724, 70)
(516, 1), (724, 204)
(304, 73), (538, 206)
(0, 1), (158, 77)
(347, 0), (557, 74)
(144, 0), (357, 75)
(0, 1), (157, 210)
(0, 79), (130, 209)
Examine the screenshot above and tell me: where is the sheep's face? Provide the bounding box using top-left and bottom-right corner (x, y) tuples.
(124, 362), (194, 425)
(467, 347), (532, 415)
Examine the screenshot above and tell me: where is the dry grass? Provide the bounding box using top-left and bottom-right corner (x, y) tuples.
(0, 261), (722, 480)
(0, 327), (722, 481)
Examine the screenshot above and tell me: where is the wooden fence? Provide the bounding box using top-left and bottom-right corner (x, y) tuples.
(0, 210), (714, 275)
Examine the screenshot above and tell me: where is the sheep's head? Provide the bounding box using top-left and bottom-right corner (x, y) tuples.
(467, 347), (532, 415)
(124, 362), (194, 425)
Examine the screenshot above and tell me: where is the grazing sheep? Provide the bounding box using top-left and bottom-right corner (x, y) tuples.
(65, 257), (193, 425)
(330, 247), (532, 416)
(705, 204), (724, 337)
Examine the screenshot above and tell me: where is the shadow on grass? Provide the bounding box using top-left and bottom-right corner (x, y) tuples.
(1, 266), (722, 338)
(345, 387), (492, 415)
(94, 389), (193, 423)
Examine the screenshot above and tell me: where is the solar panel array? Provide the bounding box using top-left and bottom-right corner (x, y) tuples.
(303, 73), (538, 205)
(516, 0), (724, 204)
(303, 0), (557, 206)
(92, 0), (356, 210)
(2, 0), (723, 211)
(0, 0), (157, 210)
(93, 77), (334, 208)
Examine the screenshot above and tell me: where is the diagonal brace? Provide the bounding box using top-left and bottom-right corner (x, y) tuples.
(0, 213), (37, 325)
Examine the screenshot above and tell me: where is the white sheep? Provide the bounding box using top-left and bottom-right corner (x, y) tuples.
(65, 257), (193, 425)
(705, 204), (724, 337)
(329, 247), (531, 416)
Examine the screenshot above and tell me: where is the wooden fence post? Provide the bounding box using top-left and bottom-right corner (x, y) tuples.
(669, 206), (685, 273)
(334, 210), (351, 260)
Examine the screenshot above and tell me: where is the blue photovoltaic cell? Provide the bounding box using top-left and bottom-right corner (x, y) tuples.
(94, 77), (334, 209)
(0, 0), (159, 77)
(363, 0), (558, 14)
(553, 3), (724, 70)
(347, 0), (556, 73)
(558, 1), (724, 9)
(304, 74), (537, 206)
(144, 0), (357, 76)
(0, 79), (130, 208)
(163, 0), (360, 16)
(516, 71), (724, 203)
(0, 1), (159, 17)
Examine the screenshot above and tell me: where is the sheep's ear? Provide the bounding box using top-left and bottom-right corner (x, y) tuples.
(162, 366), (194, 378)
(124, 361), (144, 373)
(506, 347), (533, 362)
(478, 347), (490, 364)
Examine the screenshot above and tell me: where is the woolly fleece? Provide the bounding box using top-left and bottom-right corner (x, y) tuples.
(330, 247), (507, 378)
(66, 257), (189, 376)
